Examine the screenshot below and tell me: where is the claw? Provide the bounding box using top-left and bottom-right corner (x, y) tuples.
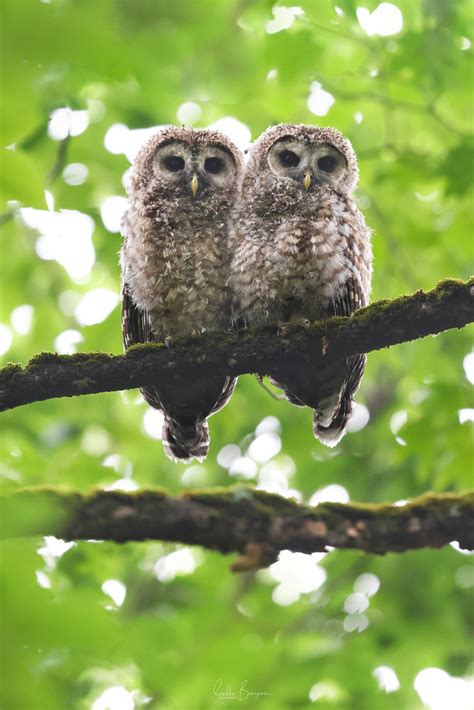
(277, 321), (291, 337)
(190, 327), (206, 338)
(164, 335), (176, 348)
(288, 313), (311, 329)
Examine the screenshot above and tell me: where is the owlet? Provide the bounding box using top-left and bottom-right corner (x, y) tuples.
(229, 123), (372, 446)
(121, 126), (243, 461)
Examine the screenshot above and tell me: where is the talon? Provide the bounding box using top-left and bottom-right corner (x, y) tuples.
(277, 322), (290, 337)
(190, 328), (206, 338)
(165, 335), (176, 348)
(297, 318), (311, 329)
(288, 314), (311, 329)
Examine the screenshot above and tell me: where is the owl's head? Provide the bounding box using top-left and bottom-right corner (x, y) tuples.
(248, 123), (359, 195)
(129, 127), (243, 205)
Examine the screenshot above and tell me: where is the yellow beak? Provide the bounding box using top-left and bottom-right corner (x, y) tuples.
(303, 171), (312, 191)
(191, 174), (199, 197)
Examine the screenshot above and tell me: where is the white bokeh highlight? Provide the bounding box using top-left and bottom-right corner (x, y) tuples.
(10, 304), (33, 336)
(463, 352), (474, 384)
(143, 408), (165, 440)
(62, 162), (89, 186)
(92, 686), (135, 710)
(54, 329), (84, 355)
(209, 117), (252, 152)
(177, 101), (202, 125)
(414, 668), (474, 710)
(458, 408), (474, 425)
(154, 548), (199, 582)
(100, 196), (128, 233)
(347, 403), (370, 433)
(48, 108), (89, 140)
(270, 551), (327, 606)
(357, 3), (403, 37)
(373, 666), (400, 693)
(354, 572), (380, 597)
(24, 208), (96, 281)
(307, 82), (335, 116)
(248, 432), (282, 463)
(102, 579), (127, 607)
(309, 484), (350, 506)
(0, 325), (13, 355)
(265, 5), (304, 34)
(75, 289), (119, 326)
(104, 123), (167, 163)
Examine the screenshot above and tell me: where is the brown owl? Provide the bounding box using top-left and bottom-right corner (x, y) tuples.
(229, 123), (372, 446)
(121, 126), (243, 461)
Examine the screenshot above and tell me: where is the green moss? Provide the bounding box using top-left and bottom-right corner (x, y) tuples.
(317, 490), (474, 519)
(125, 343), (165, 356)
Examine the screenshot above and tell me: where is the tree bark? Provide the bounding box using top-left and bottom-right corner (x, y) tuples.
(0, 277), (472, 413)
(1, 487), (472, 570)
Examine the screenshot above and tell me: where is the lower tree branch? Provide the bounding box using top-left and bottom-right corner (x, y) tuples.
(1, 487), (472, 569)
(0, 277), (472, 412)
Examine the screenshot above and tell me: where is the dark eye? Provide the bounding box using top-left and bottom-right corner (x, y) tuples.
(279, 150), (300, 168)
(163, 155), (185, 172)
(204, 157), (224, 174)
(318, 155), (337, 173)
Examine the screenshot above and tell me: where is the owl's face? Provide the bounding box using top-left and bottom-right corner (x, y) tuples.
(267, 137), (347, 191)
(130, 128), (242, 206)
(152, 139), (238, 198)
(246, 124), (359, 196)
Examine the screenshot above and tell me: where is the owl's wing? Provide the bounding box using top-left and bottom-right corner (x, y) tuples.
(121, 283), (154, 347)
(121, 283), (162, 410)
(332, 273), (367, 388)
(316, 272), (368, 439)
(209, 375), (237, 415)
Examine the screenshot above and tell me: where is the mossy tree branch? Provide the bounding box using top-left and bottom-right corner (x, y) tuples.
(0, 277), (472, 412)
(1, 487), (472, 569)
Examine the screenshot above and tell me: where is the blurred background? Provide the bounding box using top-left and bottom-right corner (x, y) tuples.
(0, 0), (473, 708)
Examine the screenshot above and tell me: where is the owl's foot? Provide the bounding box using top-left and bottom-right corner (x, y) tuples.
(164, 335), (176, 348)
(190, 327), (206, 338)
(277, 321), (291, 337)
(277, 318), (311, 337)
(289, 315), (311, 329)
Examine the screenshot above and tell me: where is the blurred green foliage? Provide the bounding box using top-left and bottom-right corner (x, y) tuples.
(0, 0), (473, 708)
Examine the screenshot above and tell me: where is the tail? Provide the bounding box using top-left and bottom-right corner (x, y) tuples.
(162, 418), (210, 463)
(313, 391), (354, 448)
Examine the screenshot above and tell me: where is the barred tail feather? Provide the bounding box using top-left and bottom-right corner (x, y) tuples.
(162, 418), (210, 463)
(313, 391), (354, 448)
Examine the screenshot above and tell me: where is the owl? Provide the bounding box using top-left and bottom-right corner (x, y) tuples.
(229, 123), (372, 447)
(121, 126), (243, 461)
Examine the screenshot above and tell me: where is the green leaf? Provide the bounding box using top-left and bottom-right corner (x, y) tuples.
(0, 149), (46, 209)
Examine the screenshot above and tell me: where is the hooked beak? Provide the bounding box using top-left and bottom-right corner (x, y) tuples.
(191, 173), (199, 198)
(303, 169), (312, 192)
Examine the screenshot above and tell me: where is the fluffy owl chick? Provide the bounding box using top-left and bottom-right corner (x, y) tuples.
(229, 123), (372, 446)
(121, 126), (243, 462)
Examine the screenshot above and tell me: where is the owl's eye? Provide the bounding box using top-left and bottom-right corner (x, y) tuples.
(318, 155), (337, 173)
(279, 150), (300, 168)
(204, 157), (224, 174)
(163, 155), (185, 172)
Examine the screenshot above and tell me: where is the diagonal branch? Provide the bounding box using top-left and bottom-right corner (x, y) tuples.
(1, 487), (472, 569)
(0, 278), (472, 412)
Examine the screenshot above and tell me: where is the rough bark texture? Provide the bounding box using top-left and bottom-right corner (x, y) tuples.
(0, 277), (472, 412)
(1, 487), (472, 569)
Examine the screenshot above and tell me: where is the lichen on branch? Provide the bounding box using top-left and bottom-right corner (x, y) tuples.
(1, 487), (472, 570)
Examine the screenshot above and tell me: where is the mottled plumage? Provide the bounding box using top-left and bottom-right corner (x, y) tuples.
(121, 126), (243, 461)
(229, 123), (372, 446)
